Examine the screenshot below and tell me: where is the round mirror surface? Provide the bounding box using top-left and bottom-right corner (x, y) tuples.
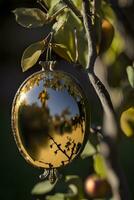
(12, 70), (86, 168)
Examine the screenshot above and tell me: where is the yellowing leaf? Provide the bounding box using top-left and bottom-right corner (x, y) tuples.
(120, 107), (134, 137)
(93, 154), (107, 178)
(21, 40), (45, 72)
(13, 8), (48, 28)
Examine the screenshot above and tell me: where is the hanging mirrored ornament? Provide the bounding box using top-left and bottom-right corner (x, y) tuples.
(11, 69), (89, 183)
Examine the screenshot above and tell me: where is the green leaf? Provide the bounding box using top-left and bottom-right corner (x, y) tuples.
(120, 107), (134, 137)
(43, 0), (82, 10)
(45, 176), (84, 200)
(93, 154), (107, 178)
(126, 65), (134, 88)
(48, 1), (66, 17)
(52, 43), (73, 62)
(68, 184), (78, 196)
(31, 180), (56, 195)
(66, 175), (80, 183)
(80, 140), (96, 159)
(21, 40), (46, 72)
(65, 176), (84, 199)
(43, 0), (60, 9)
(73, 0), (82, 10)
(53, 10), (88, 67)
(13, 8), (48, 28)
(46, 193), (65, 200)
(52, 12), (67, 32)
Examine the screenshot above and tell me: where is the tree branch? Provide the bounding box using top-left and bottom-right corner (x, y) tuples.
(82, 0), (97, 72)
(82, 0), (130, 199)
(48, 134), (70, 159)
(62, 0), (82, 20)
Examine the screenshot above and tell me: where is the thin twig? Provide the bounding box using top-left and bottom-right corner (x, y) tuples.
(48, 134), (70, 159)
(37, 0), (48, 12)
(74, 28), (79, 63)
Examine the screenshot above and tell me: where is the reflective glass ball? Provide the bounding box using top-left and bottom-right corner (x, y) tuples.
(12, 70), (87, 169)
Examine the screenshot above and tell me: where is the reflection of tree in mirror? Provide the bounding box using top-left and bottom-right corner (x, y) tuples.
(48, 134), (82, 167)
(38, 89), (49, 105)
(16, 71), (86, 168)
(21, 73), (44, 94)
(43, 72), (83, 103)
(42, 72), (86, 132)
(18, 102), (51, 156)
(18, 100), (84, 166)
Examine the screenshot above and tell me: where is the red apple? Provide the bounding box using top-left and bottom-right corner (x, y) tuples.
(85, 175), (111, 198)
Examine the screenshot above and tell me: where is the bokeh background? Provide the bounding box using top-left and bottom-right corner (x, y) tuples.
(0, 0), (134, 199)
(0, 1), (47, 199)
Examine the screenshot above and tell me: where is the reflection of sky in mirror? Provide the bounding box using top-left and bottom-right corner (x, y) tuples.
(23, 79), (79, 118)
(47, 88), (79, 117)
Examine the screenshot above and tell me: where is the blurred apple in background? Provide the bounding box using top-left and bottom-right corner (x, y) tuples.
(85, 174), (111, 198)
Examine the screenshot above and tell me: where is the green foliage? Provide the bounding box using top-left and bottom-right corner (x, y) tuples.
(31, 180), (56, 195)
(48, 1), (66, 17)
(43, 0), (60, 9)
(93, 154), (107, 178)
(126, 65), (134, 88)
(21, 40), (46, 72)
(120, 107), (134, 137)
(13, 8), (48, 28)
(43, 0), (82, 10)
(65, 175), (84, 199)
(31, 175), (85, 200)
(52, 43), (73, 62)
(13, 0), (90, 71)
(80, 140), (96, 159)
(52, 9), (88, 67)
(46, 193), (65, 200)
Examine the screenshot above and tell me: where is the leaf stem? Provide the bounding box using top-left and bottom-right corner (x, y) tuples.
(37, 0), (48, 12)
(74, 28), (79, 63)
